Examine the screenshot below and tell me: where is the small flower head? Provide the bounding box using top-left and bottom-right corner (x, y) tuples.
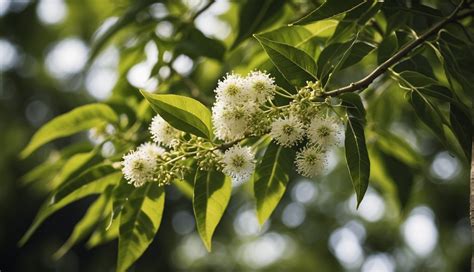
(212, 102), (257, 141)
(214, 73), (249, 104)
(122, 148), (157, 187)
(149, 114), (181, 148)
(246, 70), (275, 103)
(307, 116), (344, 148)
(137, 142), (165, 160)
(295, 144), (328, 178)
(270, 115), (305, 147)
(221, 145), (255, 185)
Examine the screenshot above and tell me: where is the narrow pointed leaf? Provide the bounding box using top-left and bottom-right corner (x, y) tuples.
(141, 91), (213, 139)
(117, 183), (165, 272)
(407, 90), (446, 142)
(53, 164), (117, 203)
(255, 35), (318, 86)
(294, 0), (365, 25)
(87, 213), (120, 249)
(342, 94), (370, 207)
(20, 103), (118, 158)
(232, 0), (285, 49)
(53, 187), (113, 259)
(19, 172), (121, 246)
(193, 170), (231, 251)
(254, 142), (295, 225)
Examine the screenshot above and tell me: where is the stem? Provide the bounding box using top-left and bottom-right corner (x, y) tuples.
(323, 0), (466, 97)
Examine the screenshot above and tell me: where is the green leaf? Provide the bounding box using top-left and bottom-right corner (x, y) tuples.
(342, 94), (370, 207)
(294, 0), (365, 25)
(20, 103), (118, 158)
(407, 90), (446, 142)
(254, 142), (295, 225)
(341, 92), (366, 120)
(377, 32), (398, 64)
(177, 28), (226, 60)
(450, 104), (472, 160)
(53, 187), (113, 260)
(193, 170), (231, 251)
(50, 150), (99, 189)
(19, 172), (121, 246)
(255, 35), (318, 86)
(317, 41), (374, 81)
(86, 213), (119, 249)
(232, 0), (285, 49)
(53, 164), (118, 203)
(378, 149), (415, 210)
(140, 91), (213, 139)
(329, 0), (382, 43)
(117, 183), (165, 272)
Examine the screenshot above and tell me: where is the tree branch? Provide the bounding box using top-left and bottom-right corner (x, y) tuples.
(323, 0), (466, 97)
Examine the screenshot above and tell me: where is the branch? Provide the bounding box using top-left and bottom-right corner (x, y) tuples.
(323, 1), (466, 97)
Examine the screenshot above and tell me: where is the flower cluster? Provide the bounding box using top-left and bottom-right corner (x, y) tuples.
(121, 72), (346, 189)
(212, 71), (276, 141)
(269, 87), (344, 178)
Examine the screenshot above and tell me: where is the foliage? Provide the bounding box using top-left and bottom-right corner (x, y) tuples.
(11, 0), (473, 271)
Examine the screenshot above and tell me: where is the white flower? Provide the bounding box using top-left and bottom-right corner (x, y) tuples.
(307, 116), (343, 148)
(295, 145), (328, 178)
(149, 114), (181, 147)
(221, 145), (255, 185)
(270, 116), (305, 147)
(212, 102), (257, 141)
(246, 70), (275, 103)
(137, 142), (165, 160)
(214, 73), (250, 104)
(121, 147), (157, 187)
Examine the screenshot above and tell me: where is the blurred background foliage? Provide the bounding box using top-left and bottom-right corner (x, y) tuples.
(0, 0), (471, 271)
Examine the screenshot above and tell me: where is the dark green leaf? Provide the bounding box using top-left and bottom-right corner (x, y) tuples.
(177, 28), (226, 60)
(378, 150), (415, 210)
(193, 169), (231, 251)
(341, 92), (366, 121)
(20, 103), (118, 158)
(294, 0), (365, 25)
(450, 104), (472, 160)
(254, 142), (295, 225)
(117, 183), (165, 272)
(255, 35), (318, 86)
(141, 91), (213, 139)
(343, 94), (369, 207)
(317, 41), (374, 80)
(232, 0), (285, 49)
(407, 90), (446, 142)
(377, 32), (398, 64)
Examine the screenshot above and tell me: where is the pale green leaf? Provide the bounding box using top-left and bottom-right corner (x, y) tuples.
(117, 183), (165, 272)
(53, 187), (113, 259)
(193, 170), (231, 251)
(20, 103), (118, 158)
(294, 0), (365, 25)
(19, 172), (121, 246)
(254, 142), (295, 225)
(141, 91), (213, 139)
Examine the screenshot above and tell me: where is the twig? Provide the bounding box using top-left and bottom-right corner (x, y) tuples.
(323, 0), (466, 97)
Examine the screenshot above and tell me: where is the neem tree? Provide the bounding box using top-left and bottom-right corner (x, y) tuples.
(19, 0), (473, 271)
